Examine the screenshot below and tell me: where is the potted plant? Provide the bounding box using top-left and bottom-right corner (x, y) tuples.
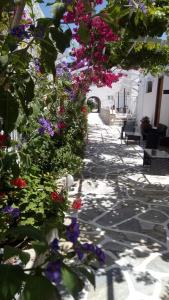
(140, 116), (152, 140)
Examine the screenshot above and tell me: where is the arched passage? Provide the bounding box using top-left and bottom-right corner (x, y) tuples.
(87, 96), (101, 113)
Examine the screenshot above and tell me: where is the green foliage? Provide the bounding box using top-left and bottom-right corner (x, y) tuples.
(0, 265), (26, 300)
(4, 245), (30, 265)
(102, 0), (169, 73)
(61, 266), (84, 299)
(21, 275), (60, 300)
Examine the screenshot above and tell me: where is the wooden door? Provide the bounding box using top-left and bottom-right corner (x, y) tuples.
(154, 76), (164, 126)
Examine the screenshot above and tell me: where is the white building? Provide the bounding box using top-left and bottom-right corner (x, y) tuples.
(136, 74), (169, 134)
(86, 69), (140, 123)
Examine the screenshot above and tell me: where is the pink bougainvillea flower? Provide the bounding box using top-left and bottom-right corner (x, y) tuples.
(10, 178), (27, 189)
(50, 192), (64, 203)
(72, 198), (83, 210)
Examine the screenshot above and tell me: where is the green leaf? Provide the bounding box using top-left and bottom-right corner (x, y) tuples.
(24, 76), (34, 104)
(4, 246), (30, 265)
(53, 3), (66, 27)
(61, 266), (84, 299)
(0, 264), (25, 300)
(45, 186), (53, 192)
(40, 37), (58, 75)
(0, 55), (8, 69)
(21, 275), (61, 300)
(7, 225), (46, 242)
(78, 22), (90, 44)
(50, 27), (72, 53)
(78, 267), (96, 289)
(31, 240), (48, 255)
(0, 88), (19, 132)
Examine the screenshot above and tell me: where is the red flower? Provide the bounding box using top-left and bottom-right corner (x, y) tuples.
(0, 134), (8, 147)
(0, 192), (5, 199)
(10, 178), (27, 189)
(57, 121), (66, 130)
(50, 192), (64, 203)
(72, 198), (83, 210)
(58, 106), (65, 114)
(81, 106), (87, 114)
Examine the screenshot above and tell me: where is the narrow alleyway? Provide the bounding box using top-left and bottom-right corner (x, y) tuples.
(72, 113), (169, 300)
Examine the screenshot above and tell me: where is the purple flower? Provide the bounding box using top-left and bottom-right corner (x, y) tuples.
(38, 118), (54, 137)
(45, 261), (61, 284)
(82, 243), (105, 265)
(62, 0), (72, 4)
(66, 217), (80, 244)
(82, 243), (95, 252)
(50, 238), (59, 252)
(34, 58), (42, 73)
(56, 62), (72, 79)
(95, 246), (105, 264)
(75, 247), (84, 260)
(2, 206), (20, 218)
(65, 89), (76, 101)
(10, 25), (30, 39)
(38, 127), (45, 135)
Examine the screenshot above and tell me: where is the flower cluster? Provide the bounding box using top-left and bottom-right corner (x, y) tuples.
(63, 1), (122, 90)
(66, 217), (80, 244)
(38, 118), (54, 137)
(72, 198), (83, 210)
(45, 261), (61, 284)
(82, 243), (105, 264)
(34, 58), (42, 74)
(56, 62), (71, 79)
(10, 25), (30, 39)
(50, 192), (64, 203)
(2, 205), (20, 218)
(10, 178), (27, 189)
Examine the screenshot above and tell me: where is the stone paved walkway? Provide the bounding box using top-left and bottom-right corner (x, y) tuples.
(70, 113), (169, 300)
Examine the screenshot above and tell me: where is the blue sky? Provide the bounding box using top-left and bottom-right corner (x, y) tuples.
(40, 0), (107, 17)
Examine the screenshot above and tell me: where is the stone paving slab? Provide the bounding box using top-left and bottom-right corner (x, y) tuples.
(71, 113), (169, 300)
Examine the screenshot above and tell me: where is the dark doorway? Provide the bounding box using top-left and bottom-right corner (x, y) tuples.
(87, 96), (101, 113)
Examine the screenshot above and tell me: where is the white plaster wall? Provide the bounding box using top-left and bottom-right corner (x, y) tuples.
(136, 74), (158, 126)
(160, 76), (169, 133)
(87, 83), (121, 108)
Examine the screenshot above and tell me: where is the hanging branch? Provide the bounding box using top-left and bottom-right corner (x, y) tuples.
(11, 0), (27, 29)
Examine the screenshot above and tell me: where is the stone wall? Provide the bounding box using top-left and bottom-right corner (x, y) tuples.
(100, 108), (111, 125)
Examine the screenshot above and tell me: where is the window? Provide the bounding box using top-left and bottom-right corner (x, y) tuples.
(163, 90), (169, 94)
(146, 81), (153, 93)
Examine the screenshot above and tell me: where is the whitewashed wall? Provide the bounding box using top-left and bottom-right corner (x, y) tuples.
(160, 76), (169, 134)
(136, 74), (158, 126)
(86, 83), (121, 108)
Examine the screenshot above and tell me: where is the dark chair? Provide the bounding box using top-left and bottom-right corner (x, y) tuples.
(121, 120), (136, 139)
(160, 137), (169, 147)
(157, 123), (167, 137)
(145, 129), (160, 149)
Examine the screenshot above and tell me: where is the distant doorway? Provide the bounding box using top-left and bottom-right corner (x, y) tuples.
(87, 97), (101, 113)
